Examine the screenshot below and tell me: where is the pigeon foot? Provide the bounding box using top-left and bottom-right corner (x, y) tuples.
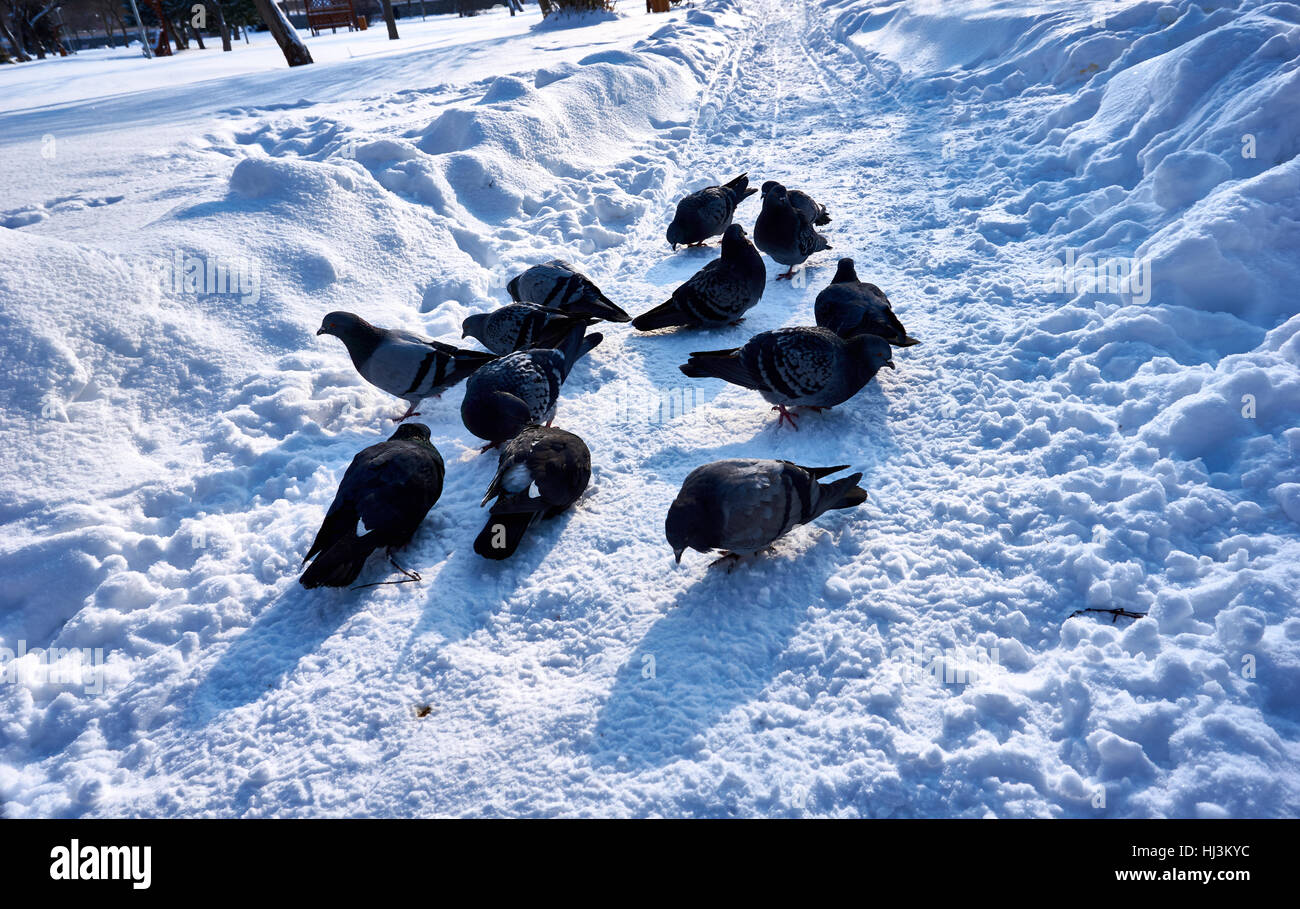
(772, 404), (801, 430)
(710, 552), (746, 573)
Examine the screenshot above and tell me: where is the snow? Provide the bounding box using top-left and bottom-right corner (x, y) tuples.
(0, 0), (1297, 817)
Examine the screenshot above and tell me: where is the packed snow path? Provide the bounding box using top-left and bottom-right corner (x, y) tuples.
(1, 0), (1297, 817)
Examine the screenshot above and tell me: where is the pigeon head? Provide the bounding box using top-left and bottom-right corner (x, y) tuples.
(389, 423), (432, 444)
(720, 223), (748, 249)
(462, 389), (532, 445)
(665, 495), (715, 564)
(317, 311), (371, 339)
(505, 274), (522, 303)
(666, 220), (684, 250)
(832, 258), (858, 284)
(317, 311), (383, 364)
(760, 183), (789, 212)
(462, 312), (489, 343)
(849, 333), (896, 372)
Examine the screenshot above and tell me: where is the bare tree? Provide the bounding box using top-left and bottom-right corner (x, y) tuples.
(0, 2), (31, 60)
(380, 0), (397, 40)
(252, 0), (311, 66)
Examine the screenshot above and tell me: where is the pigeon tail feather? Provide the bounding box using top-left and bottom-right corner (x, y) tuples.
(679, 349), (760, 389)
(300, 532), (381, 589)
(817, 472), (868, 515)
(632, 299), (686, 332)
(474, 511), (535, 560)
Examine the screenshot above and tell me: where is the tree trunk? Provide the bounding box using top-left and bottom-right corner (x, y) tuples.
(252, 0), (312, 66)
(0, 10), (30, 60)
(165, 11), (187, 49)
(381, 0), (398, 39)
(189, 19), (205, 49)
(207, 1), (231, 51)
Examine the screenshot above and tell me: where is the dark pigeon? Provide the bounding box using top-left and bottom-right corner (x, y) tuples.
(506, 260), (630, 323)
(679, 326), (894, 428)
(815, 258), (919, 347)
(300, 424), (445, 589)
(786, 187), (831, 226)
(666, 173), (758, 249)
(753, 181), (831, 280)
(633, 225), (766, 331)
(474, 425), (591, 560)
(462, 303), (595, 355)
(317, 311), (497, 422)
(666, 459), (867, 566)
(461, 324), (603, 446)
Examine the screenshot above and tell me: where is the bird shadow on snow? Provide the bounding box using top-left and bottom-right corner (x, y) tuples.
(588, 541), (850, 775)
(183, 583), (361, 726)
(588, 402), (899, 774)
(396, 505), (574, 650)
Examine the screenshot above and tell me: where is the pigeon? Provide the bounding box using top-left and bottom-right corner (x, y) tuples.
(317, 311), (497, 422)
(815, 259), (920, 347)
(785, 186), (831, 227)
(753, 181), (832, 280)
(507, 260), (630, 323)
(679, 326), (894, 428)
(300, 423), (445, 589)
(461, 324), (603, 447)
(462, 303), (595, 355)
(632, 225), (766, 331)
(474, 425), (591, 560)
(665, 173), (758, 249)
(665, 459), (867, 567)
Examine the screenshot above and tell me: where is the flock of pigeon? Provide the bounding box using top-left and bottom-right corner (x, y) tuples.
(300, 176), (918, 588)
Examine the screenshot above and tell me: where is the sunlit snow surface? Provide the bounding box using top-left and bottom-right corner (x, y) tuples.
(0, 0), (1296, 817)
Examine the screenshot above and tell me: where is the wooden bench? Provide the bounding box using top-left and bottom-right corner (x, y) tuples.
(306, 0), (358, 34)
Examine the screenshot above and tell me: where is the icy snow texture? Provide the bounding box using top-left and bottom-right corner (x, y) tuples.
(0, 0), (1296, 816)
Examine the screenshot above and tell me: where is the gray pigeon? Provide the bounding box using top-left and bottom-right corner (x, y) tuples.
(665, 459), (867, 566)
(300, 424), (445, 589)
(666, 173), (758, 249)
(815, 259), (919, 347)
(507, 260), (630, 323)
(679, 326), (894, 428)
(632, 225), (766, 331)
(461, 324), (603, 446)
(753, 181), (832, 280)
(785, 186), (831, 227)
(462, 303), (594, 355)
(318, 311), (497, 422)
(474, 425), (591, 560)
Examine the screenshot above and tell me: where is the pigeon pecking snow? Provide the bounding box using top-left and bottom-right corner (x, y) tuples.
(665, 459), (867, 567)
(317, 311), (497, 422)
(300, 423), (445, 589)
(815, 258), (919, 347)
(474, 425), (591, 559)
(462, 303), (595, 355)
(507, 260), (630, 323)
(665, 173), (758, 249)
(633, 224), (767, 331)
(785, 186), (831, 227)
(753, 181), (832, 280)
(679, 326), (895, 428)
(461, 324), (603, 447)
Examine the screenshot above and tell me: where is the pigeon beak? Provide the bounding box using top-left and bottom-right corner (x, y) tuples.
(673, 547), (684, 565)
(316, 327), (326, 336)
(886, 360), (896, 370)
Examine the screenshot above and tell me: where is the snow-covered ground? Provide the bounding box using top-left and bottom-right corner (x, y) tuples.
(0, 0), (1297, 817)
